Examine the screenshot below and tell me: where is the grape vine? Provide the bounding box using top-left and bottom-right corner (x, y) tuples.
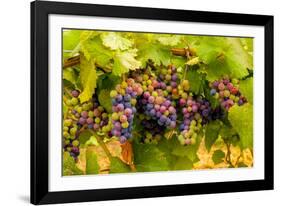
(62, 30), (254, 175)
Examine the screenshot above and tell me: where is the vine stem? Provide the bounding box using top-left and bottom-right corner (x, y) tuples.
(89, 130), (112, 160)
(63, 54), (111, 73)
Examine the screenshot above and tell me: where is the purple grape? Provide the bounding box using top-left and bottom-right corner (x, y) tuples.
(71, 90), (79, 97)
(79, 117), (86, 125)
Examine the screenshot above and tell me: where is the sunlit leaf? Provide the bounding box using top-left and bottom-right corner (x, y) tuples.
(78, 54), (97, 103)
(228, 104), (253, 149)
(101, 32), (133, 50)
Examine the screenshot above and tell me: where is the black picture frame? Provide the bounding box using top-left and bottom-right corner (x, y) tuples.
(31, 0), (274, 205)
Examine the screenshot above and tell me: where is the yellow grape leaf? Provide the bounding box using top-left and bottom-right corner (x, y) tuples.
(112, 49), (141, 76)
(101, 32), (133, 50)
(80, 31), (95, 61)
(157, 35), (182, 46)
(78, 55), (97, 103)
(186, 57), (199, 66)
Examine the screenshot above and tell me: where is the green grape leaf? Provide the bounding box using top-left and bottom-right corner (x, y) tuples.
(97, 89), (112, 113)
(101, 32), (133, 50)
(205, 120), (222, 151)
(228, 104), (253, 149)
(157, 35), (182, 46)
(239, 77), (253, 104)
(219, 124), (240, 145)
(80, 31), (97, 61)
(240, 38), (253, 52)
(97, 73), (121, 91)
(172, 156), (193, 170)
(63, 67), (77, 86)
(112, 49), (141, 76)
(63, 79), (77, 91)
(78, 130), (93, 145)
(63, 29), (81, 58)
(80, 35), (113, 68)
(133, 141), (170, 172)
(86, 148), (99, 174)
(63, 152), (83, 176)
(186, 69), (204, 95)
(212, 150), (225, 164)
(171, 136), (201, 162)
(109, 157), (131, 173)
(85, 136), (99, 146)
(226, 38), (253, 71)
(158, 137), (197, 169)
(195, 37), (251, 81)
(170, 56), (186, 69)
(137, 43), (171, 67)
(78, 55), (97, 103)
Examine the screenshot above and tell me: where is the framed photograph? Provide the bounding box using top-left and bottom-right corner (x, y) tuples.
(31, 0), (274, 204)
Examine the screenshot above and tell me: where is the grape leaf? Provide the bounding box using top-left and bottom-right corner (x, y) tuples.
(80, 35), (113, 68)
(85, 136), (99, 146)
(63, 67), (77, 86)
(219, 123), (240, 145)
(137, 42), (171, 67)
(97, 73), (121, 91)
(205, 120), (222, 151)
(101, 32), (133, 50)
(239, 77), (253, 104)
(185, 69), (204, 95)
(112, 49), (141, 76)
(63, 152), (83, 176)
(63, 29), (81, 58)
(80, 31), (97, 61)
(133, 141), (170, 172)
(86, 148), (99, 174)
(195, 37), (251, 81)
(170, 56), (186, 69)
(172, 156), (193, 170)
(171, 137), (201, 162)
(97, 89), (112, 113)
(186, 57), (199, 66)
(226, 38), (253, 71)
(78, 130), (93, 145)
(212, 150), (225, 164)
(109, 157), (131, 173)
(78, 55), (97, 103)
(157, 35), (182, 46)
(240, 38), (253, 52)
(228, 104), (253, 149)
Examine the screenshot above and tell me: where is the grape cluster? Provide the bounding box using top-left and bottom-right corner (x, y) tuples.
(140, 90), (177, 128)
(132, 71), (177, 129)
(178, 95), (212, 145)
(209, 77), (247, 110)
(157, 65), (190, 100)
(139, 117), (163, 144)
(70, 95), (109, 132)
(63, 90), (110, 159)
(110, 78), (143, 143)
(63, 118), (80, 160)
